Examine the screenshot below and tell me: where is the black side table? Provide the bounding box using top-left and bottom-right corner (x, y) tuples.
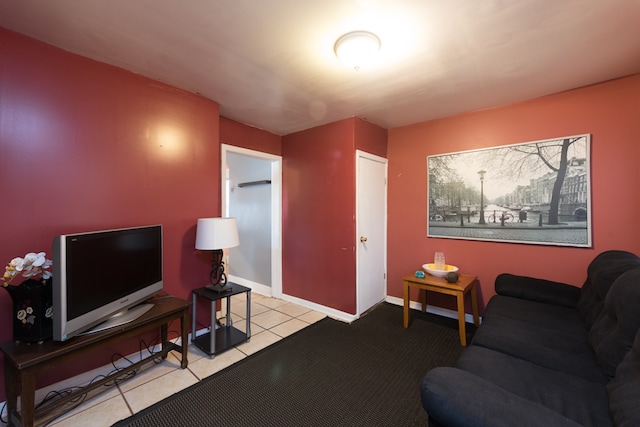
(191, 282), (251, 357)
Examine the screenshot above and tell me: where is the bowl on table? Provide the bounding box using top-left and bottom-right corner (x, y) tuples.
(422, 263), (459, 278)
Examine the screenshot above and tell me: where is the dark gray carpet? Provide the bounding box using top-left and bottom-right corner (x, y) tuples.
(113, 302), (468, 427)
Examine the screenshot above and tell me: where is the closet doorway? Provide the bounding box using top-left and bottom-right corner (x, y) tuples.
(221, 144), (282, 298)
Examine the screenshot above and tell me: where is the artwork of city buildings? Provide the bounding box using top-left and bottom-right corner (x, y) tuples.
(427, 134), (591, 247)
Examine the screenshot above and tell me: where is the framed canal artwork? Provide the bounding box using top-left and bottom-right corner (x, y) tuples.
(427, 134), (591, 247)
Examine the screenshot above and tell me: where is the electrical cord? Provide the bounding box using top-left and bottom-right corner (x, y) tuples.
(0, 323), (182, 426)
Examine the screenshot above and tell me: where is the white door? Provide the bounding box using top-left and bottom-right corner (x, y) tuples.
(356, 150), (387, 316)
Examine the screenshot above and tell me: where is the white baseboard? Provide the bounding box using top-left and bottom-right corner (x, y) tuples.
(385, 295), (482, 324)
(278, 293), (358, 323)
(228, 275), (272, 297)
(249, 292), (476, 325)
(228, 275), (358, 323)
(223, 275), (479, 326)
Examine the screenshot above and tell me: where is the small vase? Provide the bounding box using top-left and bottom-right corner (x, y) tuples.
(3, 278), (53, 343)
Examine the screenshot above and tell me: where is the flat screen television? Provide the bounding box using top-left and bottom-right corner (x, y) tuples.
(52, 225), (163, 341)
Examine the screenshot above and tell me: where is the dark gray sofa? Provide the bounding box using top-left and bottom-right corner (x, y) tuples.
(421, 250), (640, 427)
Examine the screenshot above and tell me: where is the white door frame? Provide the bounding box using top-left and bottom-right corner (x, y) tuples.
(221, 144), (283, 298)
(355, 150), (388, 317)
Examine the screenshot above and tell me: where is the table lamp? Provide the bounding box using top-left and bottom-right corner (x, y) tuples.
(195, 217), (240, 292)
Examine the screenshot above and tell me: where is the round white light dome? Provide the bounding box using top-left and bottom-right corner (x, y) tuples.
(334, 31), (381, 71)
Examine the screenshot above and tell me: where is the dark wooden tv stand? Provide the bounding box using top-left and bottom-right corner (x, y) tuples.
(0, 295), (190, 427)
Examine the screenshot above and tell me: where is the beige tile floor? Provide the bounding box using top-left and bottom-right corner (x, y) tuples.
(0, 293), (326, 427)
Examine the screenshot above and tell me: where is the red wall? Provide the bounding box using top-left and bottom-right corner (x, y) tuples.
(220, 116), (281, 155)
(354, 117), (388, 158)
(224, 116), (386, 316)
(388, 74), (640, 313)
(282, 118), (359, 313)
(0, 28), (220, 398)
(3, 22), (639, 404)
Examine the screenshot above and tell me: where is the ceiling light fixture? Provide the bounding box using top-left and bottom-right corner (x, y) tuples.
(334, 31), (381, 71)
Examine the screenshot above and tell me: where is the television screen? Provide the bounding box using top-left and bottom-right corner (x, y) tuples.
(53, 225), (163, 341)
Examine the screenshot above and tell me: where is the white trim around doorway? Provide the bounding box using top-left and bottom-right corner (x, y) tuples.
(221, 144), (283, 299)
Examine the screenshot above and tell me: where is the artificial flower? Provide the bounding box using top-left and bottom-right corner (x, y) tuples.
(1, 252), (52, 287)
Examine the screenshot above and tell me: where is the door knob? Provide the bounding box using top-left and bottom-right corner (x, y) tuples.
(360, 236), (368, 243)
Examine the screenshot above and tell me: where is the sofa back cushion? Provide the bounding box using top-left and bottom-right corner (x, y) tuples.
(588, 268), (640, 379)
(578, 250), (640, 330)
(607, 328), (640, 426)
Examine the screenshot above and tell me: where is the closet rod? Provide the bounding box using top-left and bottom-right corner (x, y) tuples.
(237, 180), (271, 188)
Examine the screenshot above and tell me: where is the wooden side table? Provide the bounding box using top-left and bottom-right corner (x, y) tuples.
(403, 273), (480, 346)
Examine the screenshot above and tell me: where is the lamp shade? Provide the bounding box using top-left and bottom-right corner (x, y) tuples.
(195, 218), (240, 250)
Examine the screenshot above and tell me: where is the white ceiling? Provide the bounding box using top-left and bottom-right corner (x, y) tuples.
(1, 0), (639, 135)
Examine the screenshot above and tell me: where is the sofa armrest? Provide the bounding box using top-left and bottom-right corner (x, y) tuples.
(421, 367), (582, 427)
(495, 273), (580, 308)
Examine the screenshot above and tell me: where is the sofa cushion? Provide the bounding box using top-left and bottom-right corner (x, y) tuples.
(472, 296), (602, 383)
(470, 313), (605, 383)
(578, 250), (640, 329)
(422, 367), (583, 427)
(482, 294), (585, 334)
(607, 328), (640, 426)
(495, 273), (580, 308)
(588, 268), (640, 379)
(454, 346), (613, 427)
